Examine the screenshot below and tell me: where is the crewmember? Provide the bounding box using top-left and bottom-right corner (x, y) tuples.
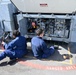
(0, 30), (28, 61)
(31, 28), (55, 59)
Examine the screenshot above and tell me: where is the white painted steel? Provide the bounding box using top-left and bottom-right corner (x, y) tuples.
(11, 0), (76, 13)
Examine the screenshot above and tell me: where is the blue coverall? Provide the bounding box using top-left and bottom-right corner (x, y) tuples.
(0, 36), (27, 60)
(31, 36), (55, 59)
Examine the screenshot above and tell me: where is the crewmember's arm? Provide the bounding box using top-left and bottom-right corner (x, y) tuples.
(5, 39), (17, 50)
(41, 41), (50, 58)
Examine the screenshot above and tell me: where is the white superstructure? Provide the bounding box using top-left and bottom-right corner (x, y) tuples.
(11, 0), (76, 13)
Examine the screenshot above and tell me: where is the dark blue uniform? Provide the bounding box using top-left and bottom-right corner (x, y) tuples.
(31, 36), (55, 59)
(0, 36), (27, 60)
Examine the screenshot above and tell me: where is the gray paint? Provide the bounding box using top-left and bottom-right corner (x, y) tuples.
(0, 0), (17, 31)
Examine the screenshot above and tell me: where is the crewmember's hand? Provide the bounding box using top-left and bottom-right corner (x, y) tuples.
(1, 41), (5, 45)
